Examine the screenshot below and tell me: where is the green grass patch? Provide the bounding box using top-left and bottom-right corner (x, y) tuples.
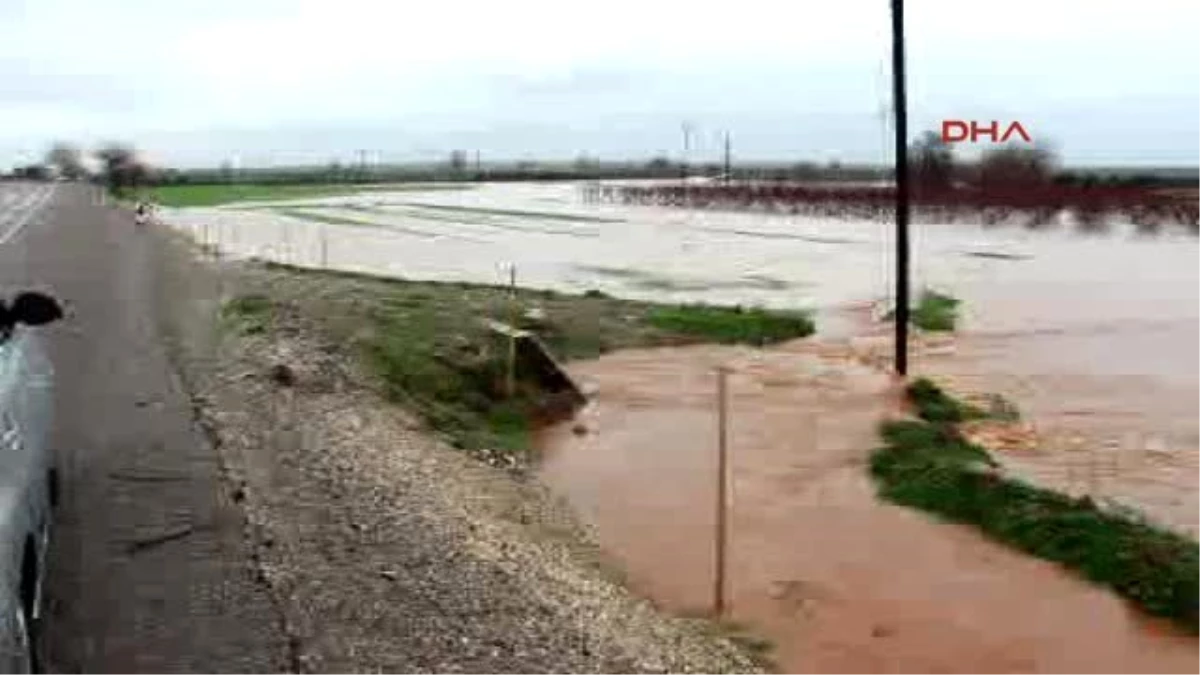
(340, 203), (474, 223)
(907, 377), (988, 423)
(575, 265), (797, 293)
(143, 183), (469, 208)
(912, 289), (960, 332)
(234, 263), (816, 464)
(871, 379), (1199, 631)
(272, 208), (453, 239)
(399, 201), (624, 224)
(221, 293), (273, 334)
(341, 203), (600, 237)
(272, 209), (384, 228)
(647, 305), (815, 346)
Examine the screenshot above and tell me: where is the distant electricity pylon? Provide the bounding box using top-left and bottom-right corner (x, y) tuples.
(681, 121), (694, 179)
(723, 131), (732, 184)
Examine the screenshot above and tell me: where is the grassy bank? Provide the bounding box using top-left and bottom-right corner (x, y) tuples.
(871, 378), (1199, 631)
(647, 305), (814, 346)
(223, 264), (814, 464)
(141, 182), (470, 207)
(912, 290), (960, 332)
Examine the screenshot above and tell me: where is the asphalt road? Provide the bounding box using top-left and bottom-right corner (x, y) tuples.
(0, 182), (286, 673)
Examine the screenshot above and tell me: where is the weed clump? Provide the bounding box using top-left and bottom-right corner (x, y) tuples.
(912, 290), (960, 332)
(221, 294), (273, 334)
(646, 304), (815, 346)
(907, 377), (987, 423)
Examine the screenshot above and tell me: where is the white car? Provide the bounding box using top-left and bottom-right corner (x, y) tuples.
(0, 291), (64, 672)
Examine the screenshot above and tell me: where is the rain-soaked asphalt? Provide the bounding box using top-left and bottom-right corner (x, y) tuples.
(0, 182), (285, 672)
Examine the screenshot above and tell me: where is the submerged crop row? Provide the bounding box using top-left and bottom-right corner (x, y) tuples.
(584, 183), (1199, 231)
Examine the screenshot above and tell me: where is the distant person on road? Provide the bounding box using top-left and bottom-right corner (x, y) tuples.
(135, 200), (149, 226)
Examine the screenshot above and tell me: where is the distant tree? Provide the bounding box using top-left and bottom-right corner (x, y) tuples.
(449, 150), (468, 174)
(220, 160), (235, 184)
(975, 143), (1058, 188)
(791, 161), (821, 180)
(95, 143), (149, 193)
(574, 154), (599, 173)
(646, 156), (672, 171)
(45, 142), (86, 180)
(910, 130), (954, 189)
(15, 164), (50, 181)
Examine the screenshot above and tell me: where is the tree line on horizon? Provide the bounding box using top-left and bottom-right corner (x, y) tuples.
(7, 141), (150, 195)
(9, 137), (1195, 192)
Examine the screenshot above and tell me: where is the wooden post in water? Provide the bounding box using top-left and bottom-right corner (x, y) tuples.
(320, 226), (329, 269)
(714, 365), (732, 616)
(1088, 446), (1097, 496)
(506, 264), (518, 398)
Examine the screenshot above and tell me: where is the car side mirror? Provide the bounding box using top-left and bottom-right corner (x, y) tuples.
(10, 292), (63, 326)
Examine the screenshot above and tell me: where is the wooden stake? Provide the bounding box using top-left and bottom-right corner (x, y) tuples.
(320, 226), (329, 268)
(506, 264), (518, 398)
(1088, 447), (1097, 496)
(714, 365), (731, 616)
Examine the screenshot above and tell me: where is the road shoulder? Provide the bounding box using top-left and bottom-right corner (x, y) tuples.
(151, 231), (761, 673)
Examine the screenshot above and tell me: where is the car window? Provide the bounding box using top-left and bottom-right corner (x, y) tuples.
(0, 602), (28, 672)
(0, 340), (15, 396)
(0, 409), (15, 446)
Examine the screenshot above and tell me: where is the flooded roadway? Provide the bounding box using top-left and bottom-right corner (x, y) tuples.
(537, 221), (1199, 672)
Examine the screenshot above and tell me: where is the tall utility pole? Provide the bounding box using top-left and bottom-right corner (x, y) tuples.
(723, 131), (732, 185)
(890, 0), (911, 377)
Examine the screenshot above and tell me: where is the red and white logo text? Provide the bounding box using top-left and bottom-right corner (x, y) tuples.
(941, 120), (1032, 144)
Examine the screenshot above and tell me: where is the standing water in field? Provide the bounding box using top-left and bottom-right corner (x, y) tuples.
(536, 335), (1198, 673)
(165, 183), (1199, 669)
(531, 200), (1198, 672)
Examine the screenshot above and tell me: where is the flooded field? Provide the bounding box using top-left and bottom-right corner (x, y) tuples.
(536, 338), (1198, 673)
(164, 180), (908, 310)
(168, 181), (1198, 671)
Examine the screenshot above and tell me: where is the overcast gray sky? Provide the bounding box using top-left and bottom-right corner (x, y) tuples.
(1, 0), (1197, 169)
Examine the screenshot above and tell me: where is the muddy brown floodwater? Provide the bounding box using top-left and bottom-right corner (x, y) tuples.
(536, 333), (1199, 673)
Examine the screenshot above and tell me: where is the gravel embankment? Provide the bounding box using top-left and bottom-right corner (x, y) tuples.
(153, 230), (763, 674)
